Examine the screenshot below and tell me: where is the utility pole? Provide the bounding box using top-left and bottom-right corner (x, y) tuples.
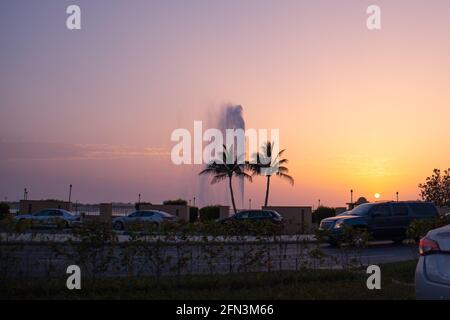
(193, 197), (196, 207)
(396, 191), (399, 202)
(249, 198), (252, 209)
(350, 189), (353, 205)
(69, 184), (72, 203)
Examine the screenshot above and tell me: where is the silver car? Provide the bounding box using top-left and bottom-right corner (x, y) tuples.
(112, 210), (177, 231)
(416, 224), (450, 299)
(15, 208), (80, 228)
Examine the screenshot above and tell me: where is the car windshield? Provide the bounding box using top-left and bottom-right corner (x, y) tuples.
(60, 210), (75, 216)
(154, 211), (173, 218)
(346, 203), (377, 216)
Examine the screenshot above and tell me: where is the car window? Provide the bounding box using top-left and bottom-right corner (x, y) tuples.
(129, 211), (141, 217)
(249, 211), (262, 218)
(34, 210), (49, 217)
(408, 203), (438, 217)
(349, 203), (377, 216)
(264, 211), (275, 218)
(392, 203), (409, 216)
(372, 204), (391, 217)
(48, 210), (63, 217)
(141, 211), (155, 217)
(237, 211), (249, 219)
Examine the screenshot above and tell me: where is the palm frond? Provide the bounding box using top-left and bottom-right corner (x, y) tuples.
(276, 172), (294, 185)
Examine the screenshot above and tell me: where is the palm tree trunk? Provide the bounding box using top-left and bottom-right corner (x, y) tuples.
(264, 175), (271, 207)
(228, 176), (237, 214)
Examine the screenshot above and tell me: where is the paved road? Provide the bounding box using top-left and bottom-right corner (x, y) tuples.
(0, 240), (418, 278)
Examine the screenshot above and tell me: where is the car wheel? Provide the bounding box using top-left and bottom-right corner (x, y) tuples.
(350, 228), (368, 247)
(113, 221), (124, 231)
(353, 234), (365, 247)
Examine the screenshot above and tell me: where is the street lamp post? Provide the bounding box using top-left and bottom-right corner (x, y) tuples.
(249, 198), (252, 209)
(396, 191), (399, 202)
(69, 184), (72, 203)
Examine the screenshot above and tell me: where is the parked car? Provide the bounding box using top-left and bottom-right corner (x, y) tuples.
(217, 209), (283, 224)
(416, 224), (450, 299)
(112, 210), (177, 230)
(319, 201), (439, 244)
(14, 208), (80, 229)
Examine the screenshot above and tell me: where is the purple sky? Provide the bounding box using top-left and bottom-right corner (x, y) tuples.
(1, 1), (450, 207)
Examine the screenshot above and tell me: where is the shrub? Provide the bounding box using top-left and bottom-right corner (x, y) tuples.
(407, 216), (450, 241)
(163, 199), (188, 206)
(199, 206), (221, 222)
(189, 206), (199, 222)
(312, 206), (336, 223)
(0, 202), (10, 220)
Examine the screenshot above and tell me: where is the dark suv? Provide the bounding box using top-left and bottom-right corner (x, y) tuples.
(218, 210), (283, 224)
(319, 201), (439, 244)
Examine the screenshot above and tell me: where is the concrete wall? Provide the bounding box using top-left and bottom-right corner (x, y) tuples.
(263, 206), (312, 234)
(19, 200), (72, 214)
(137, 204), (190, 221)
(218, 206), (231, 220)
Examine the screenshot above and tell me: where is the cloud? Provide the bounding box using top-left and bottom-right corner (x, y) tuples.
(0, 142), (170, 161)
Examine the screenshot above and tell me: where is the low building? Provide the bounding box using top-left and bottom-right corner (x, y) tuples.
(346, 196), (369, 210)
(263, 206), (312, 234)
(19, 200), (72, 214)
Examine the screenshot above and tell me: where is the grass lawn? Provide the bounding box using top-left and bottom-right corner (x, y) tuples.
(0, 260), (417, 300)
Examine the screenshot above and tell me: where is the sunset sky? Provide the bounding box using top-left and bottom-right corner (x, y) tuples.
(1, 0), (449, 208)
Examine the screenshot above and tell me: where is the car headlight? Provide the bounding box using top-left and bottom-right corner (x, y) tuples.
(334, 220), (345, 229)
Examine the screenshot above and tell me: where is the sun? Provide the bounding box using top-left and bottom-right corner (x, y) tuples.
(374, 193), (381, 199)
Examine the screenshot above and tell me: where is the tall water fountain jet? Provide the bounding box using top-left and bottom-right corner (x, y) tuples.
(198, 104), (246, 209)
(217, 105), (246, 209)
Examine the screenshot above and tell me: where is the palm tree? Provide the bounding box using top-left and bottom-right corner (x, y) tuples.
(249, 141), (294, 207)
(199, 145), (252, 214)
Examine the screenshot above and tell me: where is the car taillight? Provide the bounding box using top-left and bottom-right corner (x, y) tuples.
(419, 237), (440, 256)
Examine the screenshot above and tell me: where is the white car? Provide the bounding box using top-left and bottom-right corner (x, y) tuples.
(112, 210), (177, 230)
(14, 208), (80, 229)
(415, 224), (450, 299)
